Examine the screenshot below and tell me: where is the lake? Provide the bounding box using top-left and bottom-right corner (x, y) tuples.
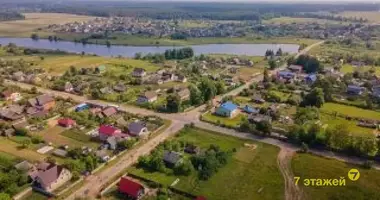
(0, 37), (300, 57)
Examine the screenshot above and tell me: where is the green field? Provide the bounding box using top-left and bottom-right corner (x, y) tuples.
(320, 103), (380, 121)
(336, 11), (380, 23)
(320, 113), (375, 136)
(0, 138), (45, 162)
(292, 153), (380, 200)
(3, 55), (160, 75)
(128, 127), (283, 200)
(341, 64), (380, 76)
(61, 128), (99, 146)
(202, 112), (245, 128)
(0, 13), (95, 37)
(263, 17), (348, 25)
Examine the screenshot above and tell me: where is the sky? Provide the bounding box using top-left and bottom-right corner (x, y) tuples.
(116, 0), (379, 2)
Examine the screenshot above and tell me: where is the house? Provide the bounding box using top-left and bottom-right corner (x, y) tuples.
(136, 91), (158, 104)
(13, 71), (25, 82)
(29, 162), (72, 193)
(288, 65), (303, 73)
(347, 85), (365, 96)
(128, 122), (149, 137)
(177, 88), (190, 101)
(2, 128), (15, 137)
(277, 71), (296, 80)
(184, 144), (200, 155)
(252, 95), (265, 104)
(351, 61), (365, 67)
(75, 103), (89, 112)
(12, 119), (29, 130)
(57, 118), (76, 128)
(100, 87), (114, 94)
(372, 86), (380, 98)
(177, 74), (187, 83)
(64, 82), (74, 92)
(1, 91), (22, 102)
(95, 65), (106, 74)
(242, 105), (259, 114)
(215, 101), (238, 118)
(14, 160), (33, 171)
(113, 83), (127, 93)
(118, 177), (145, 200)
(0, 107), (24, 121)
(28, 94), (56, 111)
(163, 151), (183, 168)
(96, 150), (110, 162)
(162, 72), (176, 82)
(194, 196), (207, 200)
(102, 106), (118, 118)
(304, 74), (317, 84)
(52, 149), (68, 158)
(25, 74), (42, 84)
(98, 125), (127, 141)
(248, 114), (272, 124)
(132, 68), (146, 78)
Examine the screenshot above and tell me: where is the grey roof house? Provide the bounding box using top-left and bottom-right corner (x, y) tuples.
(163, 151), (182, 168)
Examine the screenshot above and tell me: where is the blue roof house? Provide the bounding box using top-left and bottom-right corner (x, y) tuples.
(277, 71), (296, 80)
(75, 103), (90, 112)
(242, 105), (259, 114)
(347, 85), (365, 96)
(305, 74), (317, 84)
(215, 101), (238, 118)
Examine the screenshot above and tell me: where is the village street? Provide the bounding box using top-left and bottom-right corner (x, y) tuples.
(4, 40), (349, 200)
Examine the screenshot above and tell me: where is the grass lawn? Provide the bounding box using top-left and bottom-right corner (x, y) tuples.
(320, 113), (375, 136)
(0, 138), (45, 162)
(292, 153), (380, 200)
(341, 64), (380, 76)
(237, 67), (263, 82)
(61, 128), (99, 147)
(37, 126), (98, 148)
(202, 112), (245, 128)
(320, 102), (380, 121)
(0, 13), (95, 37)
(129, 127), (283, 200)
(20, 191), (48, 200)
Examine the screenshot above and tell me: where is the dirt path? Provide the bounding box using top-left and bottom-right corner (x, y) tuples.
(277, 148), (304, 200)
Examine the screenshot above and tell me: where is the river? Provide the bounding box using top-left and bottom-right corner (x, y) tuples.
(0, 37), (300, 57)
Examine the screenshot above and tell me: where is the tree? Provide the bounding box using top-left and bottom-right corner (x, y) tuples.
(31, 86), (37, 94)
(300, 88), (325, 108)
(174, 159), (194, 176)
(263, 68), (270, 83)
(189, 85), (203, 105)
(276, 48), (283, 56)
(198, 78), (217, 102)
(166, 94), (181, 113)
(106, 40), (111, 47)
(239, 117), (256, 134)
(268, 59), (277, 70)
(256, 121), (272, 136)
(31, 33), (39, 40)
(293, 107), (320, 125)
(0, 193), (11, 200)
(300, 142), (309, 153)
(325, 124), (351, 151)
(215, 81), (226, 95)
(15, 128), (28, 136)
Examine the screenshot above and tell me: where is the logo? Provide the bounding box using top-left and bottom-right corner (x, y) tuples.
(348, 169), (360, 181)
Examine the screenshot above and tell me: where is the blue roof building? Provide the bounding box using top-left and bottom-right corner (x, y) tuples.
(278, 71), (296, 80)
(347, 85), (365, 96)
(242, 105), (259, 114)
(305, 74), (317, 84)
(75, 103), (89, 112)
(215, 101), (238, 118)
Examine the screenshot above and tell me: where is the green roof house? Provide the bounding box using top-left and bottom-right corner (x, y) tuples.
(96, 65), (106, 74)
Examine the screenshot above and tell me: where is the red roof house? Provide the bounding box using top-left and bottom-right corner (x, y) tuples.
(118, 177), (144, 199)
(57, 118), (76, 128)
(98, 125), (121, 141)
(194, 196), (207, 200)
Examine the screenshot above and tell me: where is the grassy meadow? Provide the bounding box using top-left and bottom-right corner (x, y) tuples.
(336, 11), (380, 23)
(0, 13), (95, 37)
(292, 153), (380, 200)
(202, 112), (245, 128)
(128, 127), (283, 200)
(263, 17), (348, 25)
(321, 102), (380, 121)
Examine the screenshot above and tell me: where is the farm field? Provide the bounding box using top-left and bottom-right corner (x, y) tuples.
(0, 13), (95, 37)
(263, 17), (348, 25)
(128, 127), (283, 200)
(4, 55), (160, 75)
(292, 153), (380, 200)
(320, 103), (380, 121)
(336, 11), (380, 23)
(201, 112), (245, 128)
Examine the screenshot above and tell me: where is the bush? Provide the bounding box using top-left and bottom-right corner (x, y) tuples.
(362, 160), (374, 169)
(15, 128), (28, 136)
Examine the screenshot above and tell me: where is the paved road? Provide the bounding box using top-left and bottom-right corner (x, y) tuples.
(5, 41), (339, 199)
